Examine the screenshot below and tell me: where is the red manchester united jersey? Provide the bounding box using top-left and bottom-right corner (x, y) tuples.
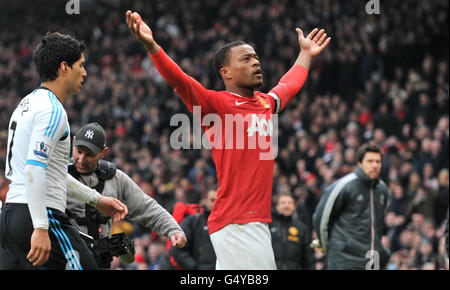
(150, 48), (308, 234)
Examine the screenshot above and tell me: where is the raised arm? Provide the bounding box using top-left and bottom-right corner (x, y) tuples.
(126, 10), (159, 55)
(126, 10), (216, 114)
(295, 28), (331, 70)
(270, 28), (331, 113)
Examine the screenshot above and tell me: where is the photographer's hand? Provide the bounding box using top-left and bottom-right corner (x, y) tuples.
(96, 196), (128, 223)
(170, 232), (187, 248)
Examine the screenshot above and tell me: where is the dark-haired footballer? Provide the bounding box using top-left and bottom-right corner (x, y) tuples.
(0, 32), (128, 270)
(126, 11), (330, 269)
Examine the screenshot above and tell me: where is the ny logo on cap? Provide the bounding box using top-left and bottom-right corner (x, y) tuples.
(85, 130), (94, 139)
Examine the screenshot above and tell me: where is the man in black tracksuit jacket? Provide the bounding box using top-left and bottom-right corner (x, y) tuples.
(270, 192), (315, 269)
(313, 143), (391, 270)
(170, 190), (217, 269)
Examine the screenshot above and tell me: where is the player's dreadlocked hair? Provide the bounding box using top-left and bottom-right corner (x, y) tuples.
(213, 40), (248, 79)
(33, 32), (85, 82)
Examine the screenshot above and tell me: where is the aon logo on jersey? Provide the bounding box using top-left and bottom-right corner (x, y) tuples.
(247, 114), (273, 137)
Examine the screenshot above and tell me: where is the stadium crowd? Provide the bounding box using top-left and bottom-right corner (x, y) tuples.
(0, 0), (448, 270)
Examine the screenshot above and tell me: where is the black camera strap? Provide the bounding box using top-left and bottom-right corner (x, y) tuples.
(67, 160), (116, 239)
(84, 178), (106, 240)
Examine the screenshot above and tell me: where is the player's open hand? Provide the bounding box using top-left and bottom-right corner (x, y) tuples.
(126, 10), (158, 54)
(96, 196), (128, 223)
(296, 28), (331, 57)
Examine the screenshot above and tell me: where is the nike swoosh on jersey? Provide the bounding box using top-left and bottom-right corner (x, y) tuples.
(235, 100), (248, 106)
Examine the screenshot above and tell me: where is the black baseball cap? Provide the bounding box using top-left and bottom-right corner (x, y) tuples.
(73, 122), (106, 154)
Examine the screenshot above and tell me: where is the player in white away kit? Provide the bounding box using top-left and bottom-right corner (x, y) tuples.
(0, 32), (128, 270)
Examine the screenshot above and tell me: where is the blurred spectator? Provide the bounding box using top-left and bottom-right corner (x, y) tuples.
(147, 242), (166, 270)
(169, 189), (217, 270)
(434, 169), (449, 227)
(445, 211), (449, 257)
(270, 192), (314, 269)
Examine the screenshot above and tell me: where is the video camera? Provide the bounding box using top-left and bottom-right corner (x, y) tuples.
(80, 232), (135, 269)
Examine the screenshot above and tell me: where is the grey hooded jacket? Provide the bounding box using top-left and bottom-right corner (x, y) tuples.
(66, 160), (183, 240)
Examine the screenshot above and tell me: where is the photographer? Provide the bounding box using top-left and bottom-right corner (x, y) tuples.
(66, 123), (186, 268)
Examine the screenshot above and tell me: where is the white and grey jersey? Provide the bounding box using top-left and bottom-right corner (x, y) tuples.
(5, 87), (70, 212)
(66, 167), (183, 239)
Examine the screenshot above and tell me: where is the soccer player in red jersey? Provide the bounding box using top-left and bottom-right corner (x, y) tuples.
(126, 10), (330, 269)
